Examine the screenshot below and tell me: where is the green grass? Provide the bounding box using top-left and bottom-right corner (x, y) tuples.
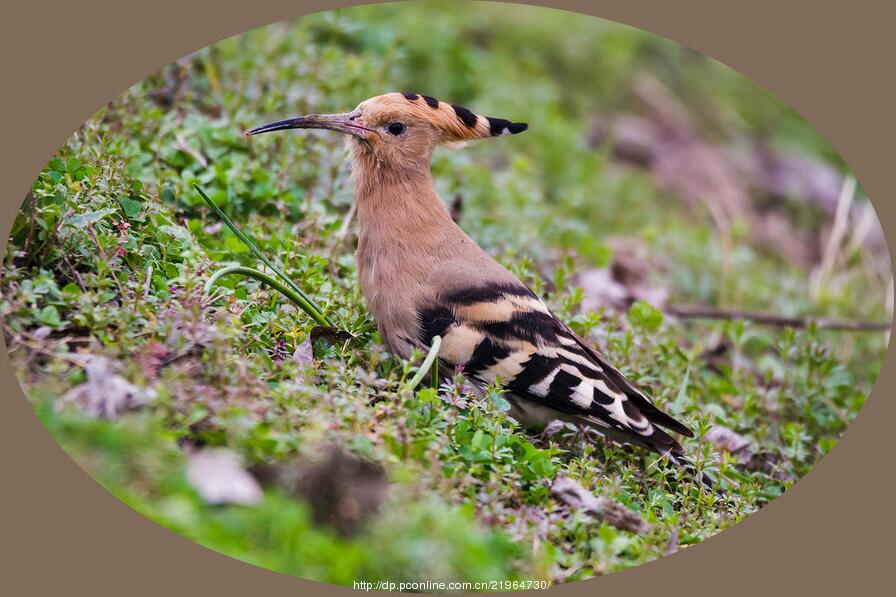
(2, 1), (890, 588)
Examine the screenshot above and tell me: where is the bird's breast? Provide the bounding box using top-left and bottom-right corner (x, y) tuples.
(355, 237), (431, 359)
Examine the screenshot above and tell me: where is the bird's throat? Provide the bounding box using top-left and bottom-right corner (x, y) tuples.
(350, 156), (467, 355)
(351, 157), (457, 248)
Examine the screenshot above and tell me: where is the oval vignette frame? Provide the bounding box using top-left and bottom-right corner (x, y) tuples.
(0, 1), (894, 596)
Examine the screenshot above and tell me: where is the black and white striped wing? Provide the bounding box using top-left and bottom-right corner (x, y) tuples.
(417, 283), (693, 456)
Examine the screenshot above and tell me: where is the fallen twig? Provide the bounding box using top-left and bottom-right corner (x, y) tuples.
(666, 305), (891, 331)
(551, 475), (650, 533)
(174, 134), (209, 167)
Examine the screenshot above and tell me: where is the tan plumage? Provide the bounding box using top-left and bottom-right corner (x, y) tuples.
(248, 92), (706, 484)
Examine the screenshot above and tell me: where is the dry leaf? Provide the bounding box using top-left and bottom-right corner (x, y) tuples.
(539, 419), (569, 439)
(186, 449), (262, 506)
(291, 338), (315, 384)
(32, 326), (52, 340)
(292, 338), (314, 366)
(577, 268), (629, 312)
(60, 356), (154, 418)
(576, 238), (669, 313)
(309, 326), (355, 347)
(706, 425), (754, 465)
(664, 526), (679, 556)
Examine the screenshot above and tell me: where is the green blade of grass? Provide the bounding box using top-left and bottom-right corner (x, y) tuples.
(204, 265), (330, 326)
(194, 184), (335, 327)
(404, 335), (442, 392)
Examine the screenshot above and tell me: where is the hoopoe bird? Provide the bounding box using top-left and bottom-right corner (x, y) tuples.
(248, 92), (705, 486)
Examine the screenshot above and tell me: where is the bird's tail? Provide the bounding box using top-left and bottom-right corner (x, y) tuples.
(594, 423), (722, 495)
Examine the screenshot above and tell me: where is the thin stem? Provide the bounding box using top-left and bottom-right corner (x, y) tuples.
(204, 265), (330, 327)
(193, 184), (334, 327)
(431, 352), (439, 390)
(405, 335), (442, 392)
(666, 305), (891, 332)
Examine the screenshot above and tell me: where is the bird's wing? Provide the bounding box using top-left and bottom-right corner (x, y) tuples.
(416, 281), (692, 455)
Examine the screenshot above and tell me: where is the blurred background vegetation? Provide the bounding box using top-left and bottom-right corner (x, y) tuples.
(2, 0), (891, 588)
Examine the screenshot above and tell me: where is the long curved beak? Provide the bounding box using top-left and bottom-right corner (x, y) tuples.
(245, 112), (372, 139)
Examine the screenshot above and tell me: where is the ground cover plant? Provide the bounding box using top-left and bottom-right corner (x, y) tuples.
(2, 1), (891, 588)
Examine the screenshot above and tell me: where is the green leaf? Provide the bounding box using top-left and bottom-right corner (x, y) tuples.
(119, 196), (143, 218)
(65, 157), (81, 175)
(67, 207), (117, 227)
(592, 243), (613, 268)
(672, 367), (690, 412)
(416, 387), (438, 404)
(158, 225), (192, 243)
(489, 392), (512, 412)
(35, 305), (63, 327)
(225, 234), (250, 253)
(627, 300), (664, 332)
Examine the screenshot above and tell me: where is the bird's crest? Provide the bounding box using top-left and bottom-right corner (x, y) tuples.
(361, 92), (528, 142)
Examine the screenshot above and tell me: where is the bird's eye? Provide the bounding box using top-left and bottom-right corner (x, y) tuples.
(386, 122), (405, 136)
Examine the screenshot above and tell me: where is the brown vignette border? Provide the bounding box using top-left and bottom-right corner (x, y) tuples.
(1, 1), (893, 595)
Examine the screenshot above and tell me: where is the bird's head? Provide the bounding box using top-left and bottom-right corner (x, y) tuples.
(246, 92), (527, 173)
